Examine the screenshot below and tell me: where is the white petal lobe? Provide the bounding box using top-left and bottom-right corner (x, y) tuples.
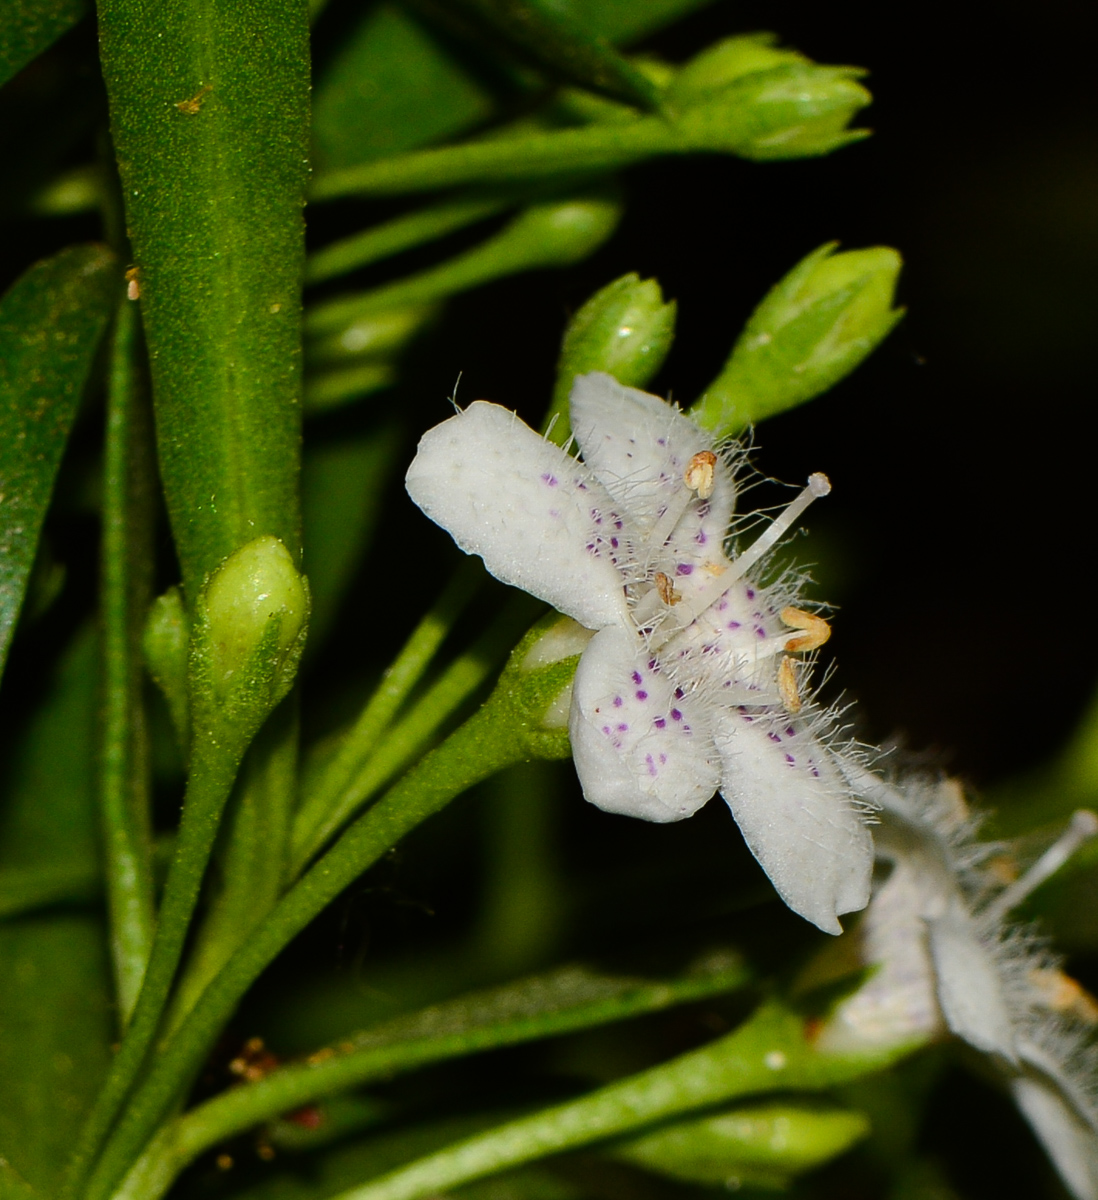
(714, 710), (872, 934)
(569, 372), (735, 535)
(570, 626), (720, 823)
(405, 401), (629, 631)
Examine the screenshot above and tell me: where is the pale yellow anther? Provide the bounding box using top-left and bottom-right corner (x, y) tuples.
(1029, 967), (1098, 1024)
(780, 606), (831, 653)
(777, 655), (802, 713)
(654, 572), (681, 606)
(684, 450), (717, 500)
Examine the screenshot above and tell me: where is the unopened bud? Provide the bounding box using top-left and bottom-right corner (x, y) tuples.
(668, 34), (809, 102)
(545, 273), (676, 443)
(194, 536), (309, 724)
(143, 586), (191, 747)
(691, 242), (903, 434)
(671, 57), (872, 162)
(498, 192), (622, 270)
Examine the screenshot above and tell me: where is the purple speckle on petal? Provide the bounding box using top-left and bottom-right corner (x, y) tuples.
(645, 754), (657, 776)
(657, 437), (667, 446)
(755, 626), (767, 639)
(746, 588), (756, 600)
(631, 671), (642, 685)
(697, 503), (710, 517)
(648, 658), (658, 671)
(671, 709), (683, 722)
(674, 687), (685, 700)
(786, 726), (796, 737)
(549, 508), (560, 519)
(601, 725), (611, 735)
(611, 537), (619, 548)
(614, 519), (623, 530)
(618, 723), (629, 732)
(654, 717), (666, 729)
(541, 472), (559, 487)
(613, 696), (623, 708)
(717, 599), (728, 612)
(727, 620), (741, 630)
(768, 731), (782, 743)
(659, 753), (668, 764)
(785, 753), (796, 765)
(676, 563), (694, 576)
(695, 531), (708, 545)
(636, 690), (648, 701)
(811, 767), (820, 778)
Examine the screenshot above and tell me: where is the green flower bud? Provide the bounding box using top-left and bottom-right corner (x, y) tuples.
(668, 33), (809, 103)
(544, 273), (677, 443)
(610, 1103), (869, 1190)
(497, 191), (622, 270)
(143, 586), (190, 747)
(691, 242), (904, 435)
(671, 59), (872, 162)
(307, 304), (439, 367)
(191, 535), (309, 736)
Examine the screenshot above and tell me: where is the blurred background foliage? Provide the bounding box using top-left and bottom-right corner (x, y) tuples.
(2, 1), (1098, 1198)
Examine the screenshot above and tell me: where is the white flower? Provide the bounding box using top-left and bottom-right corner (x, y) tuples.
(405, 371), (874, 934)
(819, 769), (1098, 1199)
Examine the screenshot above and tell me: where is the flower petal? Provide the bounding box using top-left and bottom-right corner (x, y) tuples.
(926, 902), (1018, 1060)
(569, 372), (735, 536)
(570, 626), (720, 823)
(714, 710), (872, 934)
(406, 401), (629, 630)
(1012, 1050), (1098, 1200)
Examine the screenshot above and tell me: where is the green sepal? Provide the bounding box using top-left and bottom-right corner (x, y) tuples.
(142, 587), (191, 751)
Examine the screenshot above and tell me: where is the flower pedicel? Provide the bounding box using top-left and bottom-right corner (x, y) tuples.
(406, 371), (874, 934)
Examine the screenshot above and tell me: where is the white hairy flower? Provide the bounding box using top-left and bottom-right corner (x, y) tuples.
(820, 769), (1098, 1199)
(405, 371), (874, 934)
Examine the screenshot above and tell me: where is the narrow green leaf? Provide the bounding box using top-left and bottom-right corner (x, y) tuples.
(446, 0), (661, 110)
(97, 0), (310, 599)
(0, 628), (112, 1193)
(0, 243), (118, 680)
(312, 2), (496, 171)
(0, 862), (100, 919)
(116, 957), (753, 1200)
(0, 0), (86, 89)
(0, 917), (113, 1195)
(99, 296), (157, 1026)
(564, 0), (717, 43)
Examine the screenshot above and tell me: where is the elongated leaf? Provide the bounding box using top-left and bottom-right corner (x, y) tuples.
(0, 0), (86, 89)
(0, 243), (118, 680)
(98, 0), (310, 597)
(0, 627), (112, 1192)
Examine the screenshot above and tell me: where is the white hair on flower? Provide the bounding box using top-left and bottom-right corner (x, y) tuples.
(818, 768), (1098, 1199)
(405, 371), (875, 934)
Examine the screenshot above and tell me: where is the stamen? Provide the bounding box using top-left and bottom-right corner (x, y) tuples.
(781, 607), (831, 653)
(653, 474), (832, 646)
(654, 572), (681, 606)
(984, 809), (1098, 923)
(777, 656), (802, 712)
(684, 451), (717, 500)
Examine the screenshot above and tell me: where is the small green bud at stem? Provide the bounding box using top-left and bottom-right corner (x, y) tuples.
(143, 586), (191, 748)
(691, 242), (903, 435)
(190, 536), (310, 747)
(545, 274), (676, 443)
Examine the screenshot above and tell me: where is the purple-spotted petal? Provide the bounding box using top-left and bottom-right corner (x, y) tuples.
(714, 710), (872, 934)
(570, 626), (720, 823)
(406, 401), (629, 631)
(569, 372), (735, 536)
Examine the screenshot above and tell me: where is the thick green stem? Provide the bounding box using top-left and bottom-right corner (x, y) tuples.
(82, 701), (527, 1200)
(98, 296), (157, 1026)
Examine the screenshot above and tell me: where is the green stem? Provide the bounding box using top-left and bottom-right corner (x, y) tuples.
(164, 700), (300, 1033)
(310, 117), (676, 200)
(82, 701), (527, 1200)
(289, 564), (482, 872)
(307, 1004), (916, 1200)
(289, 591), (536, 877)
(98, 296), (157, 1028)
(62, 732), (247, 1200)
(305, 192), (519, 285)
(305, 193), (620, 338)
(113, 963), (753, 1200)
